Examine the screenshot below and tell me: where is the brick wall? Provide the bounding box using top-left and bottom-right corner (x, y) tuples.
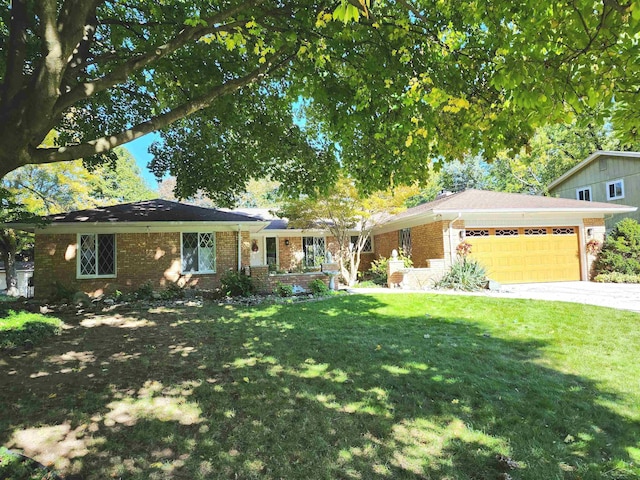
(263, 272), (329, 293)
(411, 221), (446, 268)
(374, 231), (400, 260)
(278, 236), (303, 271)
(373, 222), (449, 268)
(34, 230), (247, 298)
(583, 218), (605, 227)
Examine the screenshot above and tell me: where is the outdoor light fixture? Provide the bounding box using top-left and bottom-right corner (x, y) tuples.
(284, 239), (290, 246)
(459, 230), (466, 240)
(587, 228), (593, 237)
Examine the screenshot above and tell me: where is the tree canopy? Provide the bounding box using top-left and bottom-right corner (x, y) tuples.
(1, 1), (637, 201)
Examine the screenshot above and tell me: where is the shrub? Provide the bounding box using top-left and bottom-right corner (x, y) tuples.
(594, 272), (640, 283)
(368, 249), (413, 285)
(308, 279), (329, 295)
(593, 218), (640, 276)
(161, 282), (186, 300)
(274, 282), (294, 297)
(51, 281), (77, 302)
(434, 258), (487, 291)
(220, 270), (255, 297)
(0, 311), (63, 349)
(135, 281), (155, 300)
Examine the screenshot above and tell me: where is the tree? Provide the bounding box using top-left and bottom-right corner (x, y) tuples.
(1, 146), (155, 294)
(0, 1), (637, 200)
(490, 118), (632, 195)
(279, 176), (417, 286)
(439, 155), (495, 193)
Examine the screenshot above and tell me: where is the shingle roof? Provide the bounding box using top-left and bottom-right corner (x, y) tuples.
(390, 189), (635, 221)
(47, 199), (263, 224)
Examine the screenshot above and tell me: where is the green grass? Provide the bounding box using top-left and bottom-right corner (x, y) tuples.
(0, 311), (63, 349)
(0, 294), (638, 479)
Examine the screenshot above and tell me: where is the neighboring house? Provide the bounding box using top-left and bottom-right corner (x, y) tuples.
(0, 261), (34, 297)
(9, 192), (635, 297)
(548, 150), (640, 230)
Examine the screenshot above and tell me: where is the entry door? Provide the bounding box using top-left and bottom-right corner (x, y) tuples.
(266, 237), (277, 269)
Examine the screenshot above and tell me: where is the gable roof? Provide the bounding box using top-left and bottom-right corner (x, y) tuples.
(46, 199), (263, 224)
(548, 150), (640, 190)
(389, 189), (635, 222)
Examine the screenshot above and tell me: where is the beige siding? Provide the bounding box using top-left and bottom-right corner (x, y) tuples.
(550, 154), (640, 229)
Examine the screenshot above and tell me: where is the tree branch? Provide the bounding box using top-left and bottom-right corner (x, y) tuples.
(1, 0), (29, 106)
(54, 0), (266, 116)
(32, 48), (293, 164)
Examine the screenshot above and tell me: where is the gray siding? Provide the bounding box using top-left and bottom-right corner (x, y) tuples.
(550, 154), (640, 230)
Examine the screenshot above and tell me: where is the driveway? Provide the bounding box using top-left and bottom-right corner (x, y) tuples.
(348, 282), (640, 313)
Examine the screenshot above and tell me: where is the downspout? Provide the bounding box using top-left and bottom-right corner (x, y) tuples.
(448, 213), (462, 266)
(237, 225), (242, 271)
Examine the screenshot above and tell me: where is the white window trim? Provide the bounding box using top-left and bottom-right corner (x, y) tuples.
(181, 232), (217, 274)
(606, 179), (625, 201)
(76, 233), (117, 279)
(575, 186), (592, 202)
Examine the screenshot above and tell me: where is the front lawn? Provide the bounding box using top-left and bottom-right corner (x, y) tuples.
(0, 294), (638, 479)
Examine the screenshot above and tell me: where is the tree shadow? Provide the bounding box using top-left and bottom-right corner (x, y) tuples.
(0, 294), (638, 479)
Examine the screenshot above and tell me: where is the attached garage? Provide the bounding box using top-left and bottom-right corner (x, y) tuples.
(466, 227), (581, 283)
(375, 189), (636, 285)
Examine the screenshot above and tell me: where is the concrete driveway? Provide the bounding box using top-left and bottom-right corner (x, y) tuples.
(494, 281), (640, 313)
(349, 282), (640, 313)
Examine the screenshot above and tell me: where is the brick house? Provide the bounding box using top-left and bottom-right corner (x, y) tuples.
(11, 191), (635, 298)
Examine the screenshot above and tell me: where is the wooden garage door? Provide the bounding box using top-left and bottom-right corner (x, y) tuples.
(466, 227), (581, 283)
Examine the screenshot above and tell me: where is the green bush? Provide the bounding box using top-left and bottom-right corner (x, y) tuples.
(308, 279), (329, 295)
(594, 272), (640, 283)
(368, 249), (413, 285)
(135, 281), (155, 300)
(593, 218), (640, 276)
(0, 311), (63, 349)
(220, 270), (255, 297)
(274, 282), (294, 297)
(51, 281), (77, 302)
(434, 258), (487, 291)
(161, 282), (186, 300)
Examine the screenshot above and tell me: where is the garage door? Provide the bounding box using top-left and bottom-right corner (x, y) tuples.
(466, 227), (581, 283)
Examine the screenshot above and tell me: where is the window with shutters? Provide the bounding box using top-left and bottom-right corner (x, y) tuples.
(78, 234), (116, 278)
(182, 232), (216, 273)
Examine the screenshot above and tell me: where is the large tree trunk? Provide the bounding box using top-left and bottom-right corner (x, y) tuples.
(2, 247), (19, 297)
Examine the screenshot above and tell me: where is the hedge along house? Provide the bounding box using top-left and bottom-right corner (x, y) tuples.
(372, 189), (635, 285)
(15, 200), (270, 299)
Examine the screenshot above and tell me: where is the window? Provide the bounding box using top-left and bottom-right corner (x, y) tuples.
(182, 232), (216, 273)
(303, 236), (325, 267)
(351, 235), (372, 253)
(606, 179), (624, 200)
(78, 234), (116, 278)
(576, 187), (592, 202)
(399, 228), (412, 255)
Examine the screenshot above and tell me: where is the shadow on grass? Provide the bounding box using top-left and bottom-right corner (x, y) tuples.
(0, 294), (638, 479)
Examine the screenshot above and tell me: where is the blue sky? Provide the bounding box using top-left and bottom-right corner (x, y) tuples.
(126, 133), (162, 189)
